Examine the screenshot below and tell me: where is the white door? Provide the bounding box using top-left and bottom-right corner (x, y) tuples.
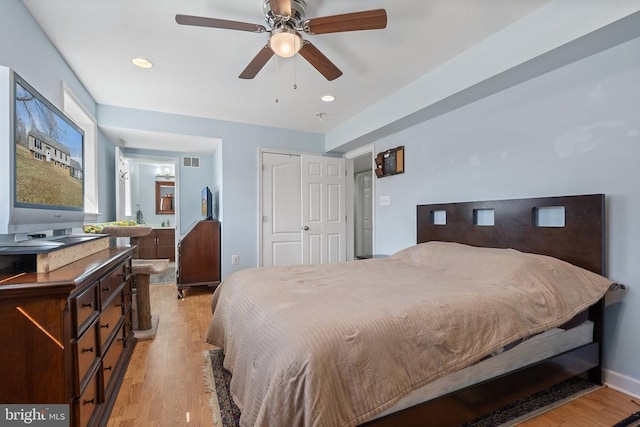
(355, 171), (373, 257)
(301, 155), (346, 264)
(262, 152), (302, 266)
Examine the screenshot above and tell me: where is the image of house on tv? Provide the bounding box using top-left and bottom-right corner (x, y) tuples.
(27, 129), (82, 180)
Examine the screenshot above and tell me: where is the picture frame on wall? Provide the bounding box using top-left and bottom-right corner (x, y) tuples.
(375, 146), (404, 178)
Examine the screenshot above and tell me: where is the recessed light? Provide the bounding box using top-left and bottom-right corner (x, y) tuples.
(321, 95), (335, 102)
(131, 58), (154, 69)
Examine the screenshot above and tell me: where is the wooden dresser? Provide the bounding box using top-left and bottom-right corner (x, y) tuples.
(0, 246), (135, 427)
(177, 219), (220, 298)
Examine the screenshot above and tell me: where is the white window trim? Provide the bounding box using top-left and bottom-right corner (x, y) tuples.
(61, 83), (99, 220)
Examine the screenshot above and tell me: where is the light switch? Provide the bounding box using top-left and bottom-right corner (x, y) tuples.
(379, 195), (390, 206)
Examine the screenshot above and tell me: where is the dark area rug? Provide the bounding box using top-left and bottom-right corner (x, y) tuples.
(460, 376), (599, 426)
(203, 348), (599, 427)
(205, 349), (241, 427)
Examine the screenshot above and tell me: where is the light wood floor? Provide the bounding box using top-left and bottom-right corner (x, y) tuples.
(107, 284), (214, 427)
(107, 284), (640, 427)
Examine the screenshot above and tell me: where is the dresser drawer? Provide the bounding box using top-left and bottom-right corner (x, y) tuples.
(99, 265), (126, 308)
(75, 322), (99, 392)
(76, 366), (100, 427)
(102, 323), (126, 392)
(72, 285), (99, 338)
(99, 290), (125, 352)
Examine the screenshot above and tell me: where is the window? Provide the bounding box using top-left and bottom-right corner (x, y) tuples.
(63, 86), (98, 216)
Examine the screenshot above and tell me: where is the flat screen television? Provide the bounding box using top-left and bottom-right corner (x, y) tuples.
(201, 186), (214, 220)
(0, 67), (85, 239)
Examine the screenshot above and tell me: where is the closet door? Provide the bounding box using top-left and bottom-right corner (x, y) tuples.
(261, 152), (346, 266)
(261, 152), (302, 266)
(301, 155), (346, 264)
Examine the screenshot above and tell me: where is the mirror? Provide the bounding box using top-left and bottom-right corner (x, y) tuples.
(156, 181), (175, 214)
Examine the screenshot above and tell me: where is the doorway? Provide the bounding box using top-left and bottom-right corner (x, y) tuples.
(354, 167), (373, 258)
(115, 150), (179, 231)
(345, 146), (375, 260)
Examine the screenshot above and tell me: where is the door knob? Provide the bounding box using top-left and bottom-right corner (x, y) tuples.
(302, 226), (309, 231)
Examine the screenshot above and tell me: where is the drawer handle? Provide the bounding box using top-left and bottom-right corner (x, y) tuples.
(118, 337), (126, 342)
(101, 323), (110, 329)
(82, 347), (94, 353)
(82, 302), (93, 308)
(102, 286), (111, 292)
(84, 398), (95, 405)
(104, 365), (112, 371)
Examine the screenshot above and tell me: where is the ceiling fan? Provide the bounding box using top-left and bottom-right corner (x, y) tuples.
(175, 0), (387, 81)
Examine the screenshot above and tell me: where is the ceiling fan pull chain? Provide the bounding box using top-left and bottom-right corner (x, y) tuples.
(275, 56), (279, 103)
(293, 55), (298, 90)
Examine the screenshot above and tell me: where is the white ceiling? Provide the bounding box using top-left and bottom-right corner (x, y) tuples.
(21, 0), (552, 149)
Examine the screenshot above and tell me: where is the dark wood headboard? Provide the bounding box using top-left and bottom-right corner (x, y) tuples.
(416, 194), (605, 275)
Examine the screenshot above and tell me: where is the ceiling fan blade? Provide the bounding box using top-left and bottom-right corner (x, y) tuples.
(239, 46), (275, 79)
(304, 9), (387, 35)
(176, 14), (266, 33)
(298, 41), (342, 81)
(269, 0), (292, 17)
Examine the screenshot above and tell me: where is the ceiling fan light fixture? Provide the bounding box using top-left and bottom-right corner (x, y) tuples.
(269, 27), (302, 58)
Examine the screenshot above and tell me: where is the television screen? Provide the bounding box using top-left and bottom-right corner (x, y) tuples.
(201, 186), (213, 219)
(14, 75), (84, 211)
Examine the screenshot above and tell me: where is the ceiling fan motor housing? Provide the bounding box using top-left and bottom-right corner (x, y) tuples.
(262, 0), (307, 28)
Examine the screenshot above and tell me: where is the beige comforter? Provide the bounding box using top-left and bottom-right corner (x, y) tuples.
(206, 242), (612, 427)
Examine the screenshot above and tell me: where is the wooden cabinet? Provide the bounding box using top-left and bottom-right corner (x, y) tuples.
(0, 247), (135, 427)
(136, 228), (175, 261)
(177, 219), (220, 297)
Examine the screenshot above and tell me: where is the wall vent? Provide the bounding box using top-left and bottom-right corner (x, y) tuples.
(183, 156), (200, 168)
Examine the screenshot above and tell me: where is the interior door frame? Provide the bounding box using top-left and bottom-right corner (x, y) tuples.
(257, 147), (318, 267)
(344, 144), (376, 261)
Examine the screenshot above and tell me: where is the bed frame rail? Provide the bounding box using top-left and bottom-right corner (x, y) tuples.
(365, 342), (599, 427)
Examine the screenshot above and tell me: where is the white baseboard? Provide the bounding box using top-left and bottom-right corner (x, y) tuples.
(604, 369), (640, 399)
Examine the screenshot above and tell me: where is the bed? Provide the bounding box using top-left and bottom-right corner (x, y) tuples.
(206, 194), (614, 427)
